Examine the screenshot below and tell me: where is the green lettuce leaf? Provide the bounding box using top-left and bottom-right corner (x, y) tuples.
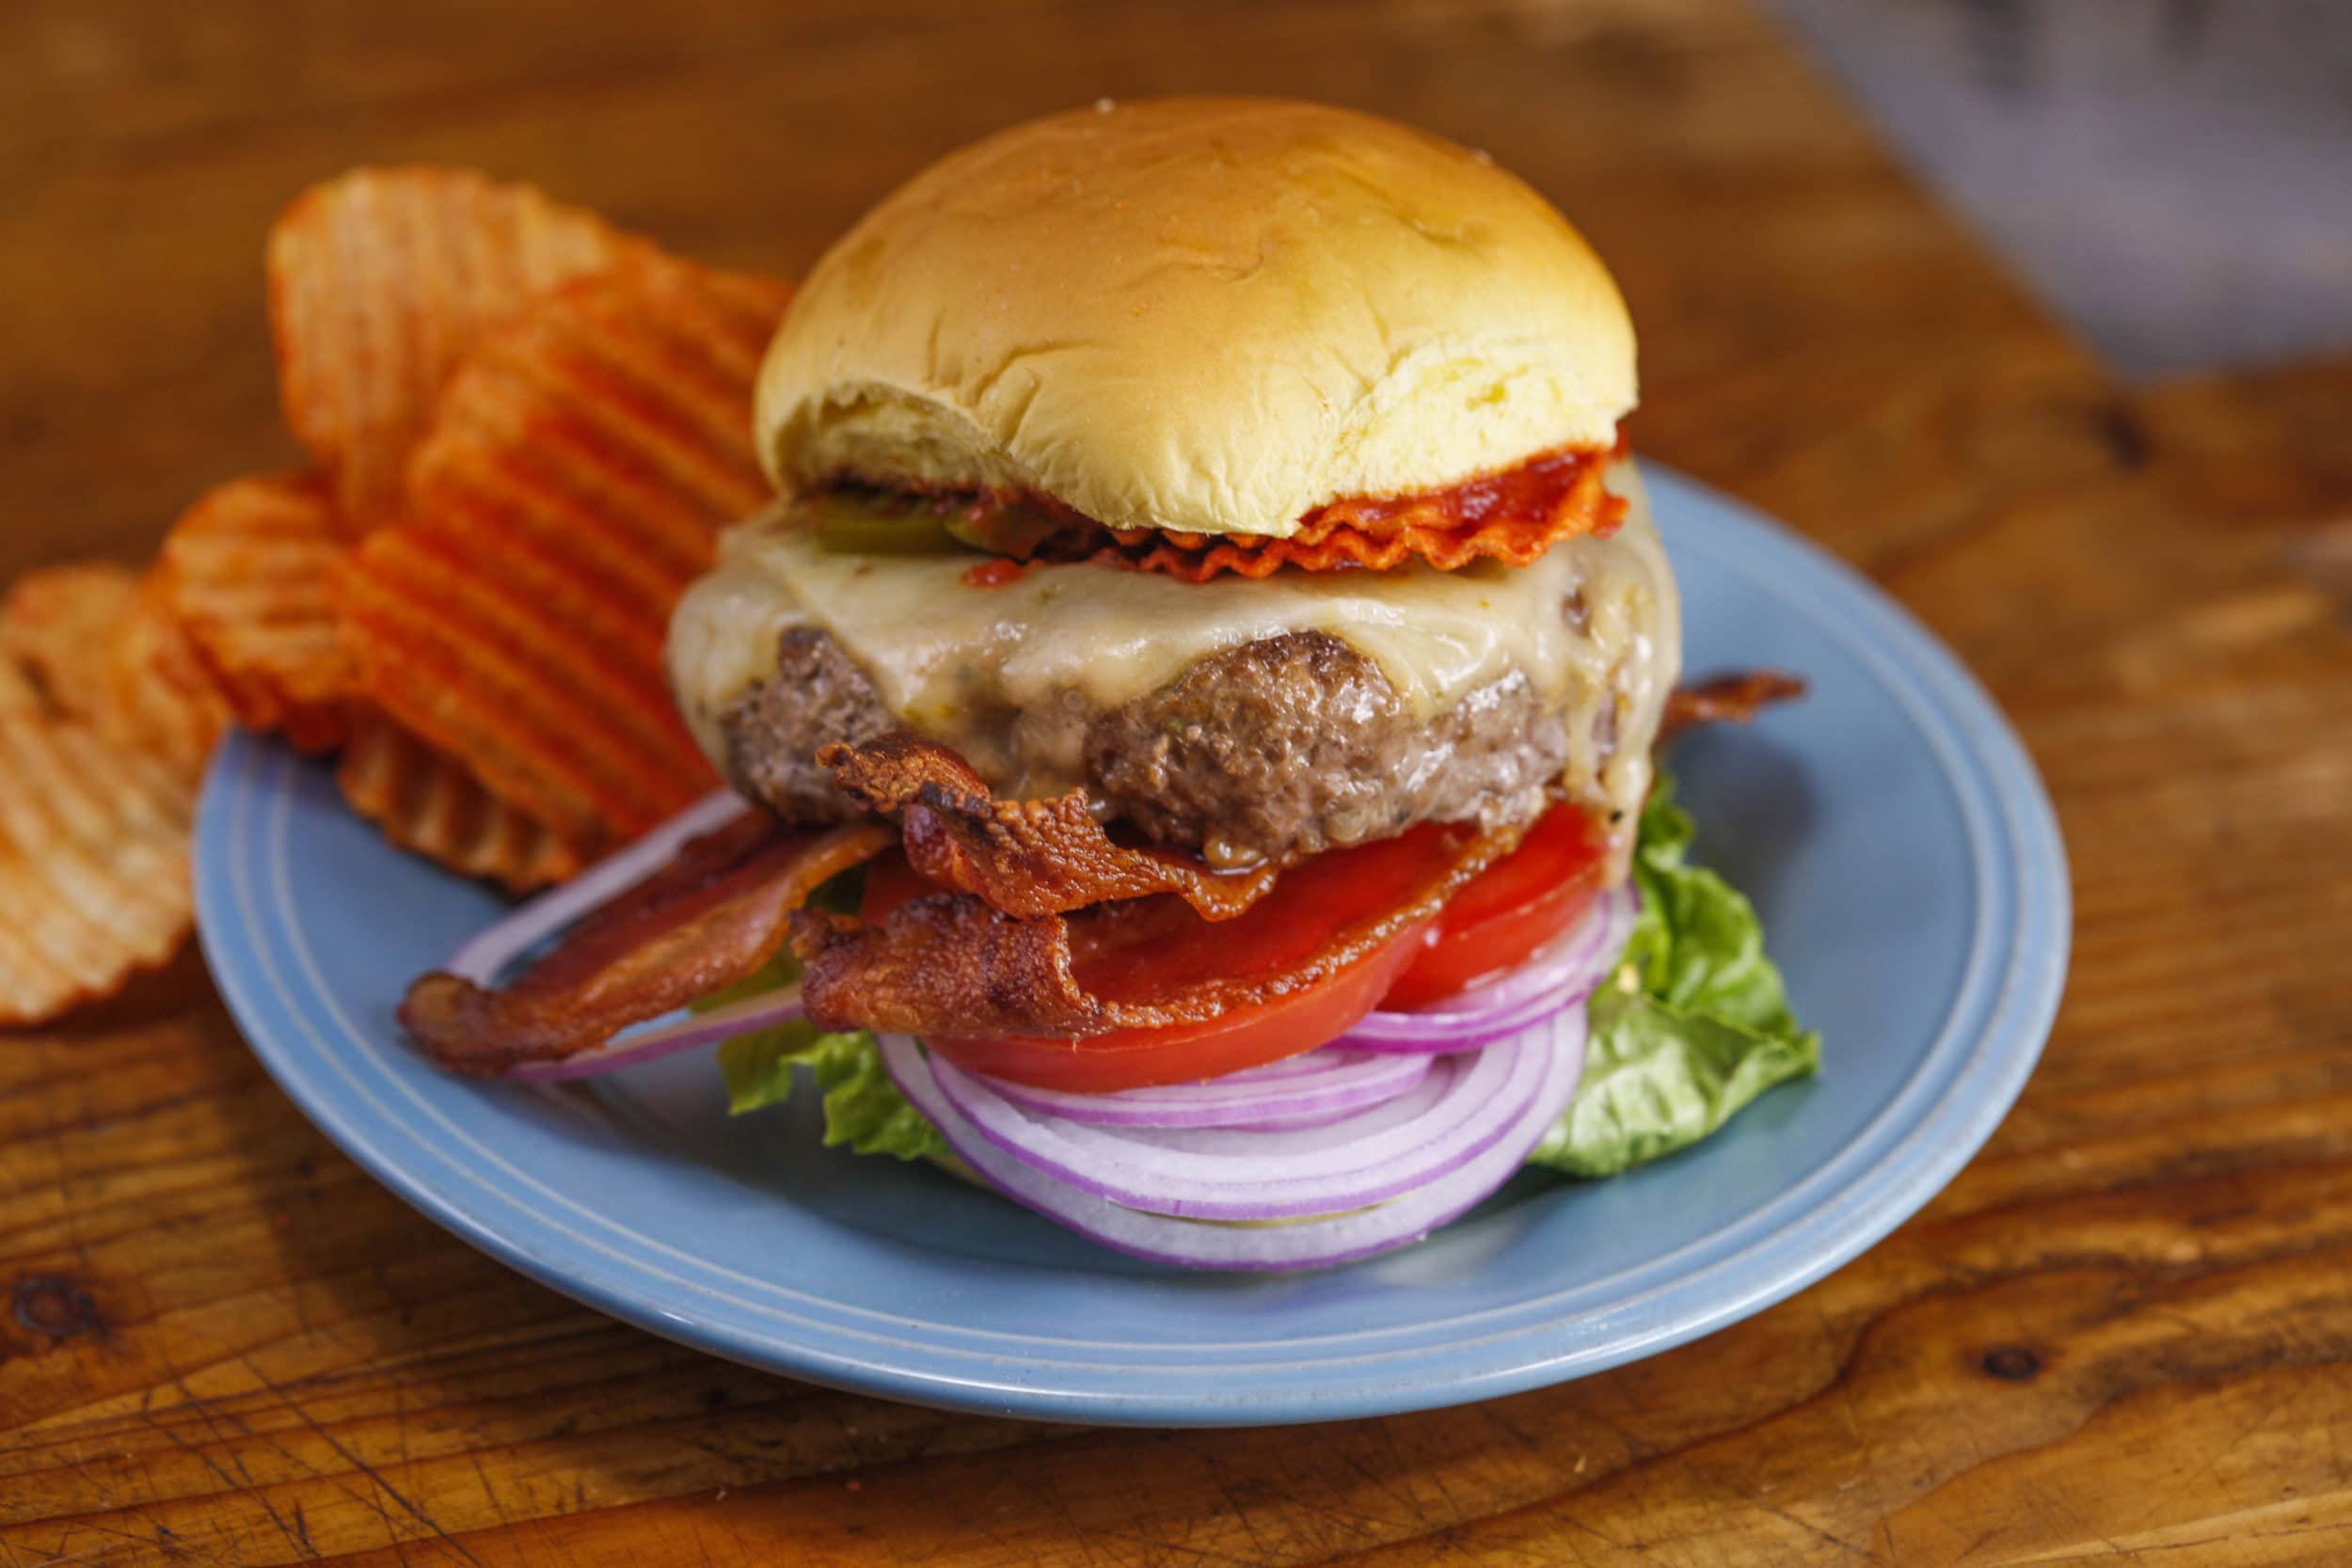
(1525, 774), (1820, 1179)
(702, 956), (948, 1162)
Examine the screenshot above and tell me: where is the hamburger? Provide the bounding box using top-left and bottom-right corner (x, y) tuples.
(404, 99), (1817, 1270)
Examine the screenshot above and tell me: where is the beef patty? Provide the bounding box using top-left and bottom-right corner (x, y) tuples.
(720, 626), (1597, 865)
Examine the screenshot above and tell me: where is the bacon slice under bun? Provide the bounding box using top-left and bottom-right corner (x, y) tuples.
(902, 445), (1627, 583)
(1106, 446), (1626, 581)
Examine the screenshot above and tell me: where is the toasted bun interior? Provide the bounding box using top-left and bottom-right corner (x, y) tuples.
(755, 97), (1637, 540)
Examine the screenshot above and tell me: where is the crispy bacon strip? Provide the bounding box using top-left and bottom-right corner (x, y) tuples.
(1661, 670), (1808, 743)
(887, 443), (1626, 583)
(793, 817), (1517, 1041)
(820, 731), (1279, 921)
(401, 815), (890, 1075)
(792, 899), (1098, 1037)
(1108, 449), (1625, 581)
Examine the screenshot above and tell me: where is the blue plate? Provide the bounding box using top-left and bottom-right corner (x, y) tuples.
(194, 464), (2068, 1427)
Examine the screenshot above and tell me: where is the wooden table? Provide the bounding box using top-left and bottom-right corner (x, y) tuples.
(7, 2), (2350, 1561)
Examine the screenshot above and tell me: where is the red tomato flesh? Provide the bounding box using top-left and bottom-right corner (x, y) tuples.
(913, 825), (1467, 1092)
(1380, 801), (1609, 1010)
(925, 922), (1429, 1092)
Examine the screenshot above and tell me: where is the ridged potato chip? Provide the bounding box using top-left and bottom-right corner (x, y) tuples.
(161, 471), (357, 752)
(97, 571), (231, 782)
(0, 708), (197, 1025)
(0, 563), (139, 721)
(335, 255), (788, 851)
(337, 715), (584, 893)
(0, 647), (37, 720)
(0, 564), (224, 1024)
(268, 166), (652, 533)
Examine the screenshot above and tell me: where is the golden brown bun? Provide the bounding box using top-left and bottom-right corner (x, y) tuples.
(755, 97), (1636, 539)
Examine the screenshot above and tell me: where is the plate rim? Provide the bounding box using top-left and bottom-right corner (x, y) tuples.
(195, 461), (2070, 1426)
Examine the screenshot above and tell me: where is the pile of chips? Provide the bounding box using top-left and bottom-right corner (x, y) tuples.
(2, 168), (791, 1025)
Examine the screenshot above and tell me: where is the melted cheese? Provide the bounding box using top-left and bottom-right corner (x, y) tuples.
(669, 463), (1678, 842)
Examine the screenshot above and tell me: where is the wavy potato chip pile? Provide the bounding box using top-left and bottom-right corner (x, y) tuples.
(335, 254), (787, 849)
(5, 166), (789, 1022)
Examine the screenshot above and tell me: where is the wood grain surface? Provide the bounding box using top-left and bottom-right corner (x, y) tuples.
(6, 1), (2351, 1562)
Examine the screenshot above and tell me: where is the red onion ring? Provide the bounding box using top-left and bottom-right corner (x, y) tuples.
(1340, 882), (1637, 1054)
(928, 1020), (1549, 1219)
(877, 1007), (1587, 1271)
(973, 1049), (1432, 1130)
(503, 986), (806, 1084)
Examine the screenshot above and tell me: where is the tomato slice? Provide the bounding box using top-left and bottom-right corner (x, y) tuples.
(1381, 800), (1609, 1010)
(923, 923), (1429, 1091)
(856, 848), (936, 926)
(914, 825), (1469, 1092)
